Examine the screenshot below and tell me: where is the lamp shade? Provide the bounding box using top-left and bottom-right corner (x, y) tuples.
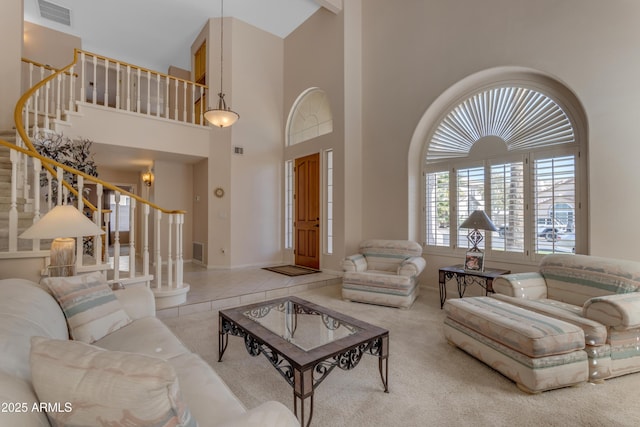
(459, 210), (498, 232)
(204, 93), (239, 128)
(19, 205), (105, 240)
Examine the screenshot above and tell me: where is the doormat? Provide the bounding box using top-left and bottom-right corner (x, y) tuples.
(262, 265), (320, 277)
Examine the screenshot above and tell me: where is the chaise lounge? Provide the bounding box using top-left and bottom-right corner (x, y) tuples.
(444, 254), (640, 392)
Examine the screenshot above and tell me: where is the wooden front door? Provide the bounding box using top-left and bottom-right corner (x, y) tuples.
(295, 153), (320, 269)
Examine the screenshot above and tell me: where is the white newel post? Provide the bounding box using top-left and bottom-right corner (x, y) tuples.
(167, 214), (173, 289)
(8, 150), (18, 252)
(143, 204), (150, 278)
(76, 176), (84, 270)
(129, 198), (136, 278)
(113, 191), (120, 282)
(177, 213), (184, 287)
(155, 211), (162, 289)
(95, 184), (103, 265)
(31, 158), (41, 251)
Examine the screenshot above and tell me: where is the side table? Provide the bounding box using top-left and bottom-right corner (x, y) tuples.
(439, 265), (510, 309)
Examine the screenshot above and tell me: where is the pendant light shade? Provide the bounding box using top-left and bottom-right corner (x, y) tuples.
(204, 0), (239, 128)
(204, 92), (239, 128)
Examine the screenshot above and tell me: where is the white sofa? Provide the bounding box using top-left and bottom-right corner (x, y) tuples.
(342, 239), (426, 308)
(0, 275), (298, 427)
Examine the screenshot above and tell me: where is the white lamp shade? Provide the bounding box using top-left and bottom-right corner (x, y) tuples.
(19, 205), (105, 240)
(204, 108), (239, 128)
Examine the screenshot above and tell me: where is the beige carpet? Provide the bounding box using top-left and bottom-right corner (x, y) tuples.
(163, 285), (640, 427)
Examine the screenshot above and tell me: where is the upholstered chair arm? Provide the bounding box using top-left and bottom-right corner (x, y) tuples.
(583, 293), (640, 329)
(114, 285), (156, 320)
(492, 272), (548, 299)
(217, 401), (298, 427)
(342, 254), (368, 272)
(397, 256), (426, 277)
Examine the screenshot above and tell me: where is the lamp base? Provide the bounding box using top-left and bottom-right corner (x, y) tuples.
(49, 237), (76, 277)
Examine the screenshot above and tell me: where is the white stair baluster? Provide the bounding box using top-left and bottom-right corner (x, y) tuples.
(146, 70), (151, 115)
(92, 55), (97, 104)
(104, 58), (109, 107)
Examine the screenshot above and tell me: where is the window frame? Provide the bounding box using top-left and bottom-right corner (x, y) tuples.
(423, 144), (583, 264)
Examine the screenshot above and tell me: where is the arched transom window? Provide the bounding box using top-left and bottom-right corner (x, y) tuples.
(286, 88), (333, 146)
(423, 85), (587, 262)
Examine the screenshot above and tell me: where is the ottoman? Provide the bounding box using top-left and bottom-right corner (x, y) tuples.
(443, 297), (589, 393)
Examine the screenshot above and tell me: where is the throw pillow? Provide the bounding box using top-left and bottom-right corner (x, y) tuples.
(30, 336), (197, 427)
(41, 271), (131, 343)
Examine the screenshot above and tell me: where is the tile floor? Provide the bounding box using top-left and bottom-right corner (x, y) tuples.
(156, 262), (341, 319)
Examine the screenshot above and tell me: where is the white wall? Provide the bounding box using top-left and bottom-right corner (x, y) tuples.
(360, 0), (640, 279)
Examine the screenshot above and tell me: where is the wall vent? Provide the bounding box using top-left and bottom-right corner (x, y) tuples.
(192, 241), (204, 264)
(38, 0), (72, 26)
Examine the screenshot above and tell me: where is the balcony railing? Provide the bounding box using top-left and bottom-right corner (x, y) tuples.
(21, 49), (208, 139)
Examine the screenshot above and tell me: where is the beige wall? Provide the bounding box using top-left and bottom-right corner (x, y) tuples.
(153, 160), (194, 261)
(283, 8), (346, 272)
(192, 159), (208, 263)
(0, 0), (22, 130)
(23, 21), (80, 68)
(358, 0), (640, 287)
(228, 19), (284, 268)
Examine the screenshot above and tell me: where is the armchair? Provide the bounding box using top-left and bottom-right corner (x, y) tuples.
(341, 239), (426, 308)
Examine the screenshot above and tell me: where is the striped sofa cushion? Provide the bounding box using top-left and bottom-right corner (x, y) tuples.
(492, 294), (608, 346)
(360, 239), (422, 272)
(540, 254), (640, 306)
(30, 337), (197, 427)
(343, 270), (415, 296)
(41, 271), (131, 343)
(445, 297), (584, 358)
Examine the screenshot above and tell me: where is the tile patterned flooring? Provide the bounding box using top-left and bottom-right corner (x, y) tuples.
(156, 262), (341, 319)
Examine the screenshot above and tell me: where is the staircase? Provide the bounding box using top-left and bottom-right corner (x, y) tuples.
(0, 50), (202, 308)
(0, 131), (37, 252)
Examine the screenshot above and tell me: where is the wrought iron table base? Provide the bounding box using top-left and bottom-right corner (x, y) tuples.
(219, 317), (389, 427)
(439, 265), (511, 309)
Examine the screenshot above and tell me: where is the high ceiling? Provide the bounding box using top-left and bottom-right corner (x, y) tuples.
(23, 0), (328, 172)
(24, 0), (322, 72)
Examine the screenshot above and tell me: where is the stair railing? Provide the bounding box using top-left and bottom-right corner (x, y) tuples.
(0, 137), (186, 290)
(6, 50), (193, 293)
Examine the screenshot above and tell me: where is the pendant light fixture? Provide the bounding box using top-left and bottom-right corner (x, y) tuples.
(204, 0), (239, 128)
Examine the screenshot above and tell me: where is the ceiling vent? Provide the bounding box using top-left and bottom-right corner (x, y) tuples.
(38, 0), (71, 26)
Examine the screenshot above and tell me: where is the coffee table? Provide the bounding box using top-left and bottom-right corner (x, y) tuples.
(218, 296), (389, 426)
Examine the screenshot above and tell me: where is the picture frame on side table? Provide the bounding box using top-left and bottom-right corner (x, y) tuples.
(465, 251), (484, 272)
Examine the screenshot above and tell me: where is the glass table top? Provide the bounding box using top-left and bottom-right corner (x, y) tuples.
(242, 299), (360, 351)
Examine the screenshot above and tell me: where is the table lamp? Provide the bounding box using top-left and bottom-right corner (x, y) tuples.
(19, 205), (105, 277)
(459, 210), (498, 252)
